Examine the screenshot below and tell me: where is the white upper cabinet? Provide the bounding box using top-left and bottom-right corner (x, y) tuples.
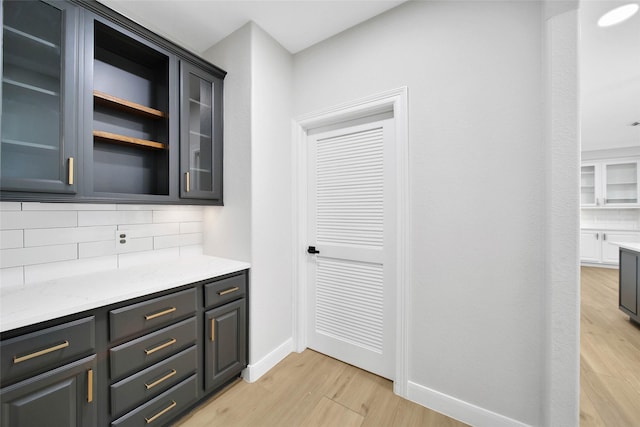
(581, 159), (639, 207)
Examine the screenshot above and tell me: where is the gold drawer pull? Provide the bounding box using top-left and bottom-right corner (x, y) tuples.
(145, 400), (177, 424)
(145, 369), (177, 390)
(211, 318), (215, 341)
(87, 369), (94, 403)
(13, 340), (70, 364)
(144, 338), (177, 356)
(144, 307), (177, 321)
(68, 157), (74, 185)
(218, 287), (239, 296)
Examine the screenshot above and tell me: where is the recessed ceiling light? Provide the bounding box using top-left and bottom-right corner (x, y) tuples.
(598, 3), (639, 27)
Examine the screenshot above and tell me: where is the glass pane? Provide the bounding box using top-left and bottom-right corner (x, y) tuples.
(606, 163), (637, 204)
(188, 73), (213, 192)
(581, 165), (596, 205)
(1, 1), (62, 182)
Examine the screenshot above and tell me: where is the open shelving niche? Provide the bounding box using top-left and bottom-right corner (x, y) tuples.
(91, 20), (170, 196)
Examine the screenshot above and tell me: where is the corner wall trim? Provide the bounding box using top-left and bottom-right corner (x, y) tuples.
(242, 338), (294, 383)
(407, 382), (531, 427)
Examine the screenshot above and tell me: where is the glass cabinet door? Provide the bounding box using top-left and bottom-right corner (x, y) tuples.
(1, 0), (78, 193)
(581, 165), (597, 206)
(180, 62), (223, 202)
(604, 162), (638, 205)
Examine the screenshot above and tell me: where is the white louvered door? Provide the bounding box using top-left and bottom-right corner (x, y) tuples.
(307, 117), (395, 379)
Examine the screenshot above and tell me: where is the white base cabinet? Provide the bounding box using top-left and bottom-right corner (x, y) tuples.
(580, 230), (640, 266)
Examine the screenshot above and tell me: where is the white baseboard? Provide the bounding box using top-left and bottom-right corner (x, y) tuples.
(407, 381), (531, 427)
(242, 338), (294, 383)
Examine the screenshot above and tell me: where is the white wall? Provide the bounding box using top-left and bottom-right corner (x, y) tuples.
(202, 25), (253, 263)
(203, 23), (295, 377)
(293, 1), (566, 425)
(0, 202), (204, 291)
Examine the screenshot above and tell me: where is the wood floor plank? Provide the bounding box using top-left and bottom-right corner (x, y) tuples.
(299, 396), (364, 427)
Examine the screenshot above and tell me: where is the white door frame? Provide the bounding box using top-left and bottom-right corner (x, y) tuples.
(291, 87), (410, 397)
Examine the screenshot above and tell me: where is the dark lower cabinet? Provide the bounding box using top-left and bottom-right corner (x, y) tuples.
(0, 355), (97, 427)
(620, 248), (639, 321)
(205, 298), (247, 390)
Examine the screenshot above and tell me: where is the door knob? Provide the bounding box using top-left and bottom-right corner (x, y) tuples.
(307, 246), (320, 254)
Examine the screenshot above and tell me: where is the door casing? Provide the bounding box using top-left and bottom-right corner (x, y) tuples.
(291, 87), (410, 396)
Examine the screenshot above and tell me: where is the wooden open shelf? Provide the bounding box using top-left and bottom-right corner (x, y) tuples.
(93, 130), (168, 150)
(93, 90), (167, 119)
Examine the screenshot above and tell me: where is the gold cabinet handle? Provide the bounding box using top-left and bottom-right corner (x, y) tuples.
(185, 172), (190, 192)
(13, 340), (70, 364)
(144, 338), (177, 356)
(145, 400), (177, 424)
(68, 157), (74, 185)
(87, 369), (94, 403)
(145, 369), (177, 390)
(211, 318), (215, 342)
(218, 287), (239, 296)
(144, 307), (177, 321)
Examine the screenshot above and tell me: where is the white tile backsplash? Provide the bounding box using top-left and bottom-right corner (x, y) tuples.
(25, 226), (116, 247)
(1, 244), (77, 268)
(1, 230), (24, 249)
(78, 210), (152, 226)
(0, 203), (205, 290)
(580, 208), (640, 230)
(0, 267), (24, 289)
(0, 211), (77, 230)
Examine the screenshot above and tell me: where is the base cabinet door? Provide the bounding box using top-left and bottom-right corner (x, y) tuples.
(204, 299), (246, 390)
(620, 250), (638, 316)
(0, 355), (97, 427)
(580, 231), (601, 263)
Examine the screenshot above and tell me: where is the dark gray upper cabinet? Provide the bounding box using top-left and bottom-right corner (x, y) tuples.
(0, 0), (79, 195)
(0, 0), (225, 205)
(80, 12), (179, 202)
(180, 62), (223, 203)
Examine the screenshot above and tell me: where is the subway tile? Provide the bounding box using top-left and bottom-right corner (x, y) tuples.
(0, 267), (24, 290)
(180, 245), (203, 257)
(78, 210), (152, 226)
(79, 240), (116, 258)
(1, 244), (77, 268)
(180, 221), (203, 234)
(22, 203), (116, 211)
(117, 223), (180, 238)
(24, 256), (118, 284)
(117, 204), (179, 211)
(154, 234), (180, 250)
(153, 209), (203, 223)
(180, 233), (203, 246)
(25, 226), (116, 247)
(0, 211), (77, 230)
(0, 202), (21, 211)
(118, 248), (180, 269)
(1, 230), (23, 249)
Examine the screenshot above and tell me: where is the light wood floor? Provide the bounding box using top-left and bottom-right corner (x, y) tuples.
(580, 266), (640, 426)
(176, 266), (640, 426)
(175, 349), (466, 426)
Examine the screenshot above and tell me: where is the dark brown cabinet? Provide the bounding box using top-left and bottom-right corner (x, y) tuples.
(1, 0), (225, 205)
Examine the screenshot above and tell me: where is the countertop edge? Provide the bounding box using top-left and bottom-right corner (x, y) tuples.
(0, 256), (250, 333)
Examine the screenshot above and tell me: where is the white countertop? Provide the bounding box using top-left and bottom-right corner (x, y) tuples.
(615, 242), (640, 253)
(0, 256), (250, 333)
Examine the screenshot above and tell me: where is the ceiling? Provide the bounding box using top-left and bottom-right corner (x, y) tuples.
(580, 0), (640, 152)
(97, 0), (407, 54)
(99, 0), (639, 153)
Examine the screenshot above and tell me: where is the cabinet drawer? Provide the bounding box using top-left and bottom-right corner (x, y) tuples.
(110, 288), (196, 342)
(0, 317), (95, 385)
(110, 317), (196, 380)
(111, 374), (197, 427)
(204, 273), (246, 308)
(110, 346), (197, 418)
